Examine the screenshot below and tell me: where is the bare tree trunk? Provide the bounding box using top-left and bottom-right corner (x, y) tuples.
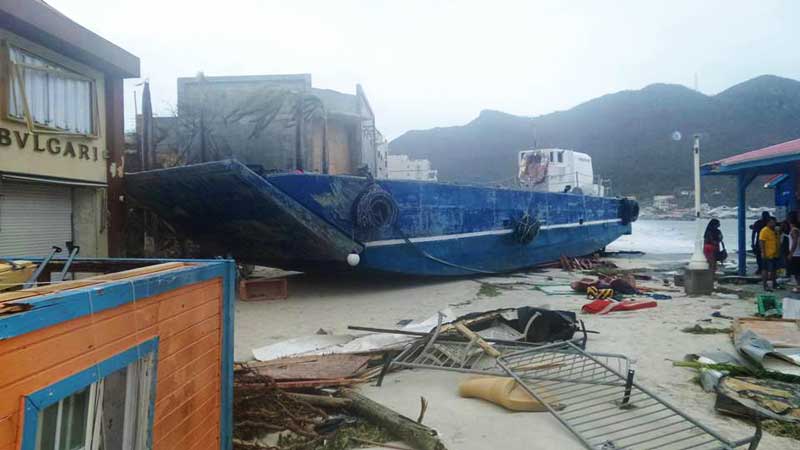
(341, 389), (448, 450)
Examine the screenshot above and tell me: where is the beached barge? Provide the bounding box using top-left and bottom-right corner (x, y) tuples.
(0, 258), (235, 450)
(126, 158), (637, 276)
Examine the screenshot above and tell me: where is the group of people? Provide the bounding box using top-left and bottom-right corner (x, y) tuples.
(703, 211), (800, 292)
(750, 211), (800, 292)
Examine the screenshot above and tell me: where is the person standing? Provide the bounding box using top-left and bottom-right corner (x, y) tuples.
(789, 215), (800, 293)
(703, 219), (723, 273)
(759, 217), (779, 291)
(751, 211), (771, 275)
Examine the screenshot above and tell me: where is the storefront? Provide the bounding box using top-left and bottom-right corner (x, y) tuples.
(0, 1), (139, 257)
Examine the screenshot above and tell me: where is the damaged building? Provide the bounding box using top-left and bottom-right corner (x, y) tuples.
(0, 0), (138, 258)
(170, 73), (387, 177)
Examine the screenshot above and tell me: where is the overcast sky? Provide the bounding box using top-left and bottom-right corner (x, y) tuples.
(49, 0), (800, 139)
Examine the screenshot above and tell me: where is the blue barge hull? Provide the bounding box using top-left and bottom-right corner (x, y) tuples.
(125, 160), (635, 276)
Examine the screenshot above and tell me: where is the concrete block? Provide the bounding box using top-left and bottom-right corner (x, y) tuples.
(684, 269), (714, 296)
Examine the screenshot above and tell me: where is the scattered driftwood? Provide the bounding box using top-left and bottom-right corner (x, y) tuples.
(341, 389), (449, 450)
(681, 324), (732, 335)
(286, 392), (352, 408)
(416, 397), (428, 424)
(234, 367), (328, 446)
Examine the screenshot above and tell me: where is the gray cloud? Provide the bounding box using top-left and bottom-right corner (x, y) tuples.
(49, 0), (800, 139)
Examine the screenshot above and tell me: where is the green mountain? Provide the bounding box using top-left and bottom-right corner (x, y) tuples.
(389, 75), (800, 205)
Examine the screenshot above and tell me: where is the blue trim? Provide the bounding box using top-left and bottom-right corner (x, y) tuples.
(737, 173), (755, 276)
(0, 261), (229, 341)
(219, 261), (236, 450)
(702, 153), (800, 176)
(0, 258), (237, 450)
(21, 337), (160, 450)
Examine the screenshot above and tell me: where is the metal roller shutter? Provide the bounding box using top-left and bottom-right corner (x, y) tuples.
(0, 182), (72, 256)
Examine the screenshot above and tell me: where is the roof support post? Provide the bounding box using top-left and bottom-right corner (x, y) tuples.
(737, 172), (756, 275)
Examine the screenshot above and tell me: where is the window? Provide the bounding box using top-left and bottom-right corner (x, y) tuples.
(557, 152), (564, 163)
(7, 46), (95, 135)
(27, 350), (156, 450)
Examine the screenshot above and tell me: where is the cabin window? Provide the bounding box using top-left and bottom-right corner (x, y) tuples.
(24, 342), (157, 450)
(557, 152), (564, 163)
(7, 46), (96, 135)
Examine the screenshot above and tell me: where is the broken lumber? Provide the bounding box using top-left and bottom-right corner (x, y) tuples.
(454, 322), (501, 357)
(286, 392), (352, 408)
(341, 389), (448, 450)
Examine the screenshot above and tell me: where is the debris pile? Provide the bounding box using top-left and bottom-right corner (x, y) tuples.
(233, 365), (442, 450)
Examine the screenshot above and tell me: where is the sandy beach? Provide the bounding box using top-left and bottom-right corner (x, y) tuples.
(235, 253), (796, 449)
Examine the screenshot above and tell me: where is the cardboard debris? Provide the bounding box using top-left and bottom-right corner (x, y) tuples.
(733, 318), (800, 348)
(734, 329), (800, 367)
(252, 309), (459, 361)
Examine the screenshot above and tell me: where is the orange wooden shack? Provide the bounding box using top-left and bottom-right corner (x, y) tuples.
(0, 259), (235, 450)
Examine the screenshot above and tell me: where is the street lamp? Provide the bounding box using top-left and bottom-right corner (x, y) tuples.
(687, 134), (710, 270)
(673, 131), (713, 294)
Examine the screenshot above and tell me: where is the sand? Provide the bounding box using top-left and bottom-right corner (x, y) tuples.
(235, 255), (796, 449)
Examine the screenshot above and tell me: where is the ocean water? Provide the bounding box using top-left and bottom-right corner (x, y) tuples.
(607, 219), (741, 254)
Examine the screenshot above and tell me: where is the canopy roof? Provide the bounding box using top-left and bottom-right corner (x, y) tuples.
(702, 137), (800, 176)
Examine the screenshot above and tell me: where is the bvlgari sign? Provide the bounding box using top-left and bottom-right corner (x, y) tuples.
(0, 126), (107, 161)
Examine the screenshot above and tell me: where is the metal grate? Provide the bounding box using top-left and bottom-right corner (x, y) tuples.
(496, 341), (758, 450)
(387, 327), (760, 449)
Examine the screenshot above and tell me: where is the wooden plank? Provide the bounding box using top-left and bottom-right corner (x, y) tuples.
(248, 354), (372, 380)
(136, 301), (219, 348)
(156, 332), (220, 381)
(132, 280), (217, 332)
(0, 333), (140, 417)
(187, 425), (220, 450)
(154, 362), (218, 420)
(733, 318), (800, 347)
(158, 316), (219, 360)
(0, 415), (16, 448)
(0, 309), (138, 386)
(153, 282), (221, 325)
(0, 280), (207, 358)
(155, 394), (219, 450)
(171, 412), (219, 450)
(0, 262), (190, 304)
(153, 379), (218, 444)
(156, 348), (219, 398)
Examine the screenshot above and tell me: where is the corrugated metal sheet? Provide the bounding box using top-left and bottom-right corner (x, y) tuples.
(0, 182), (72, 256)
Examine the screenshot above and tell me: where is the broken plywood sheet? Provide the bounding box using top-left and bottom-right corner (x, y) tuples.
(247, 354), (373, 380)
(733, 317), (800, 348)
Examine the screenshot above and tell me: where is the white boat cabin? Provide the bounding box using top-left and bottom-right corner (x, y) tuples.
(518, 148), (606, 196)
